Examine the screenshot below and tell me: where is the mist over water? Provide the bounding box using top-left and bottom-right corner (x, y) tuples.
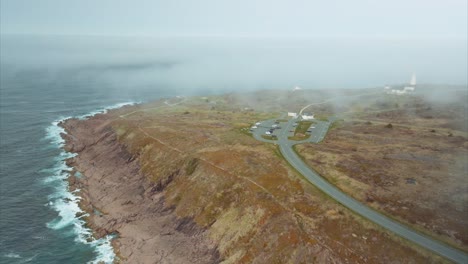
(1, 34), (467, 95)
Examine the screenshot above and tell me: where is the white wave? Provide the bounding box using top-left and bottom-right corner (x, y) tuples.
(44, 119), (69, 147)
(32, 235), (47, 240)
(46, 185), (84, 230)
(4, 252), (21, 259)
(40, 157), (75, 184)
(87, 235), (117, 264)
(43, 102), (137, 264)
(18, 254), (38, 263)
(76, 101), (137, 120)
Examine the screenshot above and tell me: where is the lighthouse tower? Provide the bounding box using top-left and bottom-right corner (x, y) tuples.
(402, 73), (417, 93)
(410, 73), (416, 87)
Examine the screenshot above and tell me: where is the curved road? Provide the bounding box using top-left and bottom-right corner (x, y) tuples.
(253, 117), (468, 263)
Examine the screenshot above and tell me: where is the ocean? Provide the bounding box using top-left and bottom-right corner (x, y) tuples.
(0, 69), (150, 263)
(0, 34), (466, 263)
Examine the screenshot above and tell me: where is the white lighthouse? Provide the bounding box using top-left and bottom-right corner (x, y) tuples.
(386, 73), (417, 95)
(402, 73), (416, 93)
(410, 73), (416, 86)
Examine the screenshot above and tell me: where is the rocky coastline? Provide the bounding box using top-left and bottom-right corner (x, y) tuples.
(60, 113), (220, 264)
(54, 98), (444, 264)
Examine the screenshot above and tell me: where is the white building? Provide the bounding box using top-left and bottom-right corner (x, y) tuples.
(293, 86), (302, 91)
(388, 89), (406, 95)
(288, 112), (298, 118)
(386, 74), (417, 95)
(301, 113), (314, 120)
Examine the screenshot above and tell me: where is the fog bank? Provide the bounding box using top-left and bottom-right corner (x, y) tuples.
(1, 35), (467, 96)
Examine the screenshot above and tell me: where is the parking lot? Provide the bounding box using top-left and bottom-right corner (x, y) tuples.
(251, 115), (331, 145)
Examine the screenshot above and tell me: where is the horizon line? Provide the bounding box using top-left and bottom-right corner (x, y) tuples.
(1, 32), (467, 40)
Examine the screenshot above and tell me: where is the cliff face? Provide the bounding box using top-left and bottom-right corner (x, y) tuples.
(60, 99), (441, 264)
(61, 115), (220, 264)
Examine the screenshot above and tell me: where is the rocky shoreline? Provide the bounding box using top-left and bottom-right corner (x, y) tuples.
(60, 113), (220, 264)
(54, 99), (445, 264)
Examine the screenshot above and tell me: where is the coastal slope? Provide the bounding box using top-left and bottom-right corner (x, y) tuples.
(61, 95), (446, 263)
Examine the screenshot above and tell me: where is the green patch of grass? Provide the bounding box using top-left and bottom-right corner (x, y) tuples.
(238, 127), (254, 138)
(294, 121), (313, 135)
(186, 158), (199, 175)
(288, 135), (311, 141)
(314, 115), (329, 121)
(273, 145), (283, 159)
(291, 145), (307, 163)
(261, 135), (278, 140)
(276, 119), (289, 123)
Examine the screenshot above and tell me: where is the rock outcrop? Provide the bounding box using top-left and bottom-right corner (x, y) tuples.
(61, 115), (220, 264)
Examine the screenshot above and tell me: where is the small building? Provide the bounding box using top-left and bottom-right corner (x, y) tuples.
(388, 89), (406, 95)
(288, 112), (298, 118)
(301, 113), (314, 120)
(385, 74), (416, 95)
(293, 86), (302, 91)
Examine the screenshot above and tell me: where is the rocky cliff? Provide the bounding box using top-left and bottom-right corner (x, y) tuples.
(60, 98), (443, 263)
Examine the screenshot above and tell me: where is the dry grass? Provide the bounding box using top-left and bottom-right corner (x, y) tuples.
(104, 93), (447, 263)
(296, 96), (468, 251)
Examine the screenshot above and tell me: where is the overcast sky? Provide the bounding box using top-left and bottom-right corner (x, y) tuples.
(1, 0), (467, 38)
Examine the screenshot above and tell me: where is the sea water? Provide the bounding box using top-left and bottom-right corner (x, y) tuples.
(0, 70), (151, 263)
(0, 57), (171, 263)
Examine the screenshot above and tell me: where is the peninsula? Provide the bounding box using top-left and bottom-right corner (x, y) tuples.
(61, 87), (467, 263)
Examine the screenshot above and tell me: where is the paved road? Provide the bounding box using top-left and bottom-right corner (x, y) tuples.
(252, 116), (468, 263)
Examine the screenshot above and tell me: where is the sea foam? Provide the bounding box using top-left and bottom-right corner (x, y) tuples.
(4, 252), (22, 259)
(76, 102), (136, 120)
(44, 102), (136, 264)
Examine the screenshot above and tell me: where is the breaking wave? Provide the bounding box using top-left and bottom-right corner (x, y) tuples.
(43, 102), (135, 263)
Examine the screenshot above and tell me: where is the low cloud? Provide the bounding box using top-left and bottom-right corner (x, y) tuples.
(1, 35), (467, 101)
